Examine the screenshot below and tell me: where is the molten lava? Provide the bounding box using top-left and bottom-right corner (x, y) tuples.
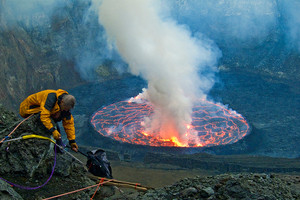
(91, 99), (250, 147)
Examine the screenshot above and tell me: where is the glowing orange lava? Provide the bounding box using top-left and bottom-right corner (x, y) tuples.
(91, 99), (250, 147)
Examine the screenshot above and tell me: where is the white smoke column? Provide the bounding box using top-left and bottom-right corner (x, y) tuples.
(96, 0), (219, 141)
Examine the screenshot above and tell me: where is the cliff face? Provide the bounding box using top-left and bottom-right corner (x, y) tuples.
(0, 28), (82, 110)
(170, 0), (300, 84)
(0, 0), (92, 110)
(219, 32), (300, 84)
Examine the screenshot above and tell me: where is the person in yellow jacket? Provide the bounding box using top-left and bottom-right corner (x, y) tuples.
(19, 89), (78, 152)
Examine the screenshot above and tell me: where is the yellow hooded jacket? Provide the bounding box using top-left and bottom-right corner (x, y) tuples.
(19, 89), (75, 142)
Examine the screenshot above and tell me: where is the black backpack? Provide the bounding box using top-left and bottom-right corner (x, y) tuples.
(86, 149), (113, 179)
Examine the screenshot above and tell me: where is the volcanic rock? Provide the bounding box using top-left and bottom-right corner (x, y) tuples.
(0, 105), (114, 199)
(180, 187), (198, 197)
(197, 186), (215, 198)
(134, 173), (300, 200)
(0, 179), (23, 200)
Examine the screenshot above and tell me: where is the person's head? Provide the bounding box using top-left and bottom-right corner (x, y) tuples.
(60, 94), (76, 111)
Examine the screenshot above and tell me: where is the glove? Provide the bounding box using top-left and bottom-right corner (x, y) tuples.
(70, 142), (78, 152)
(52, 130), (61, 140)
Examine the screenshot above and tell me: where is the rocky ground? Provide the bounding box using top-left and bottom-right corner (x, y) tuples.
(135, 173), (300, 200)
(0, 105), (113, 200)
(1, 105), (300, 200)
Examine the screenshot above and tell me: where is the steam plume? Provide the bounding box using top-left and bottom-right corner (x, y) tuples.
(95, 0), (220, 140)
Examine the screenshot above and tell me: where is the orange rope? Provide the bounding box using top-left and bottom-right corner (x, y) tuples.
(90, 178), (105, 200)
(42, 180), (112, 200)
(0, 114), (33, 144)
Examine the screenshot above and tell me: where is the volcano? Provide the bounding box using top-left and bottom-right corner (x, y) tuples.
(90, 97), (250, 147)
